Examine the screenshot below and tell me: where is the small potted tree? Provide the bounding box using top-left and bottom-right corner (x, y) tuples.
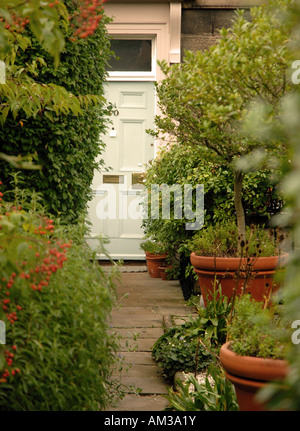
(152, 0), (291, 302)
(219, 0), (300, 411)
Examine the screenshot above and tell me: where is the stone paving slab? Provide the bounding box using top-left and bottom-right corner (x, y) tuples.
(110, 306), (192, 328)
(110, 317), (163, 328)
(118, 338), (158, 352)
(113, 364), (163, 378)
(119, 351), (158, 365)
(115, 294), (187, 307)
(113, 327), (164, 339)
(107, 394), (169, 412)
(105, 270), (196, 411)
(118, 376), (168, 395)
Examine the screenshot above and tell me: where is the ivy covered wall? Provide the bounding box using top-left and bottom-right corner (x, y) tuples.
(0, 0), (112, 222)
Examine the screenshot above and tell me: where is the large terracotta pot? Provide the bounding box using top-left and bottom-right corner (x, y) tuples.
(190, 253), (287, 306)
(220, 341), (288, 411)
(145, 252), (168, 278)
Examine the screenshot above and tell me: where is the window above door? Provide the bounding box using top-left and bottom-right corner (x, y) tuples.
(107, 36), (156, 81)
(109, 39), (152, 72)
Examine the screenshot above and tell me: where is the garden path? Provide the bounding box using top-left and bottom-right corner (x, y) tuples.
(105, 266), (196, 411)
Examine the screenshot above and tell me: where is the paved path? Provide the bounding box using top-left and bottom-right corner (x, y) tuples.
(105, 270), (196, 411)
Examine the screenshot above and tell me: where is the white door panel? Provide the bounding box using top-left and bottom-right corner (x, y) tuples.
(87, 81), (155, 259)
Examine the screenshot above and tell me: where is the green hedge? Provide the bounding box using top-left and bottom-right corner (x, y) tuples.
(0, 1), (112, 222)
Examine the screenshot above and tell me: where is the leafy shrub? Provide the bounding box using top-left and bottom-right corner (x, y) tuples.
(0, 185), (121, 410)
(142, 142), (283, 297)
(143, 143), (282, 231)
(195, 288), (231, 347)
(151, 324), (214, 382)
(0, 0), (112, 222)
(152, 288), (231, 381)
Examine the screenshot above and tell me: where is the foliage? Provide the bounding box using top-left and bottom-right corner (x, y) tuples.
(0, 1), (107, 123)
(151, 0), (292, 242)
(166, 367), (239, 411)
(227, 295), (291, 359)
(142, 139), (282, 293)
(144, 142), (282, 230)
(151, 323), (214, 381)
(0, 0), (69, 64)
(195, 287), (232, 347)
(239, 0), (300, 410)
(0, 184), (122, 410)
(188, 221), (285, 257)
(153, 289), (236, 411)
(140, 239), (168, 255)
(0, 49), (99, 124)
(0, 1), (112, 222)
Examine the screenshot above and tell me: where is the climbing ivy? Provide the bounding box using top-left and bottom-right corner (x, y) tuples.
(0, 1), (112, 222)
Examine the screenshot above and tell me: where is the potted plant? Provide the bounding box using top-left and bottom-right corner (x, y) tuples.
(158, 261), (178, 280)
(188, 221), (288, 306)
(140, 239), (168, 278)
(150, 1), (290, 301)
(153, 1), (289, 248)
(142, 142), (279, 298)
(219, 294), (290, 411)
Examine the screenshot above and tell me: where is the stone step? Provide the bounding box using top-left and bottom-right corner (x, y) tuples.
(119, 351), (158, 365)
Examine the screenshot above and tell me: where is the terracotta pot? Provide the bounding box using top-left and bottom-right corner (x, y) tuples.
(190, 252), (287, 307)
(145, 253), (168, 278)
(220, 341), (288, 411)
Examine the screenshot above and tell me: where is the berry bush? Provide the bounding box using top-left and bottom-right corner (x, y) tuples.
(0, 182), (121, 410)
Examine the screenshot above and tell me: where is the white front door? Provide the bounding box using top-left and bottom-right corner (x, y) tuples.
(87, 80), (155, 259)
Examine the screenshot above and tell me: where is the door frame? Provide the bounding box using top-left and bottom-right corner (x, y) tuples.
(104, 1), (182, 146)
(101, 36), (157, 259)
(87, 3), (182, 259)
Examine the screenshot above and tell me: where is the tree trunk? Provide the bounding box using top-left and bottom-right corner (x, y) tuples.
(234, 170), (246, 251)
